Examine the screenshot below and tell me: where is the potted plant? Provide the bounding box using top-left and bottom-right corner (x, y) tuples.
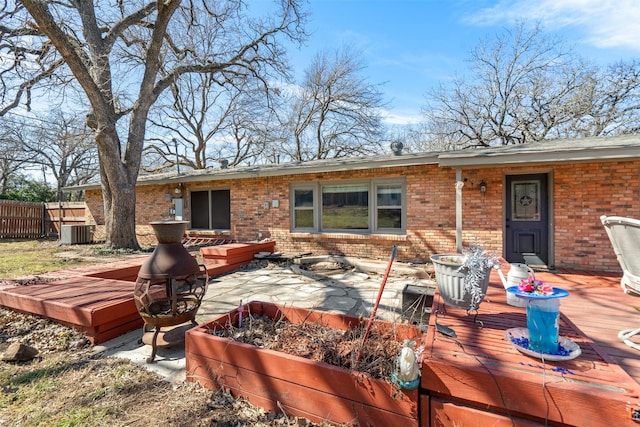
(430, 245), (499, 311)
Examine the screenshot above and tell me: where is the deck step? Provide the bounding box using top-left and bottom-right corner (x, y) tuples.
(200, 241), (276, 262)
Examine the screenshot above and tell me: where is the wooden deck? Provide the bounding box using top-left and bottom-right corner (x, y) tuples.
(421, 268), (640, 426)
(0, 257), (147, 344)
(0, 242), (275, 344)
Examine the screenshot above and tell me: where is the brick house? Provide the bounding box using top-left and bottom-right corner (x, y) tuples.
(75, 135), (640, 271)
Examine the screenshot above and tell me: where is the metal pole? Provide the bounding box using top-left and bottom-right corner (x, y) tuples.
(456, 168), (463, 252)
(173, 138), (181, 176)
(357, 245), (397, 360)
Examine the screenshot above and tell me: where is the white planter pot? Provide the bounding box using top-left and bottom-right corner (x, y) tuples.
(430, 254), (491, 310)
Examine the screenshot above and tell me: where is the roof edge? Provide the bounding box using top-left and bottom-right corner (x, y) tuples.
(437, 146), (640, 167)
(65, 152), (440, 192)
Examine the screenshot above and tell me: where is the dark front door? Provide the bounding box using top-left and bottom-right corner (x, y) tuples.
(505, 174), (549, 266)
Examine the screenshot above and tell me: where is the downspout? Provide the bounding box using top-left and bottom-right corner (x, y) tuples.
(456, 168), (463, 252)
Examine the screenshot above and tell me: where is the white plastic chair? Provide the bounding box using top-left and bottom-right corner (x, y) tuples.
(601, 215), (640, 350)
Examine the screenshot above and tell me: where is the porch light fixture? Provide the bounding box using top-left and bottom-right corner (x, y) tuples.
(479, 180), (487, 193)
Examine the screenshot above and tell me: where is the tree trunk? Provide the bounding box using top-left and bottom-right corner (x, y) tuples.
(104, 184), (138, 249)
(97, 129), (141, 250)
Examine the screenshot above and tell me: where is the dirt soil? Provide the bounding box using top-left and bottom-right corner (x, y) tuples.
(212, 316), (403, 380)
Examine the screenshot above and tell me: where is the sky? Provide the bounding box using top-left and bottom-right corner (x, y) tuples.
(285, 0), (640, 126)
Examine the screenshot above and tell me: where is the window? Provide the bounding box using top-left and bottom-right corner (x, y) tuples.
(291, 179), (405, 234)
(322, 184), (369, 230)
(190, 189), (230, 230)
(511, 180), (541, 221)
(376, 184), (403, 230)
(293, 187), (315, 229)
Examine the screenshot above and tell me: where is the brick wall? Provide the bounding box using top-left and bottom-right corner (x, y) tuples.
(552, 161), (640, 270)
(84, 159), (640, 271)
(85, 184), (179, 246)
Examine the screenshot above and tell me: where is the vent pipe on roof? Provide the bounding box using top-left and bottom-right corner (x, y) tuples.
(219, 159), (229, 169)
(390, 141), (404, 155)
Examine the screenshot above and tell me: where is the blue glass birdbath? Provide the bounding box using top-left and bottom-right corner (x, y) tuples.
(506, 286), (575, 357)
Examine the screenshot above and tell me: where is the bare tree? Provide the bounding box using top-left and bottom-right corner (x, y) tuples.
(423, 23), (640, 149)
(221, 84), (284, 166)
(0, 118), (29, 194)
(559, 60), (640, 137)
(285, 47), (386, 161)
(144, 73), (280, 172)
(20, 111), (98, 201)
(0, 1), (306, 249)
(144, 72), (235, 173)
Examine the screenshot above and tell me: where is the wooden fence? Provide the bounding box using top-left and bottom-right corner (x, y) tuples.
(0, 200), (43, 238)
(44, 202), (87, 236)
(0, 200), (86, 239)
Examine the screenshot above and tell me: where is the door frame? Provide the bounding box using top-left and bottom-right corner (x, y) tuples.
(503, 171), (554, 269)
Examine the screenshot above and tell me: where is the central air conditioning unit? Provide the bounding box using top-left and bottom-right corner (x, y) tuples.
(61, 224), (94, 245)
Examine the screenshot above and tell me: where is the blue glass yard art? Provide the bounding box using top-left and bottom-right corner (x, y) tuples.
(506, 286), (581, 361)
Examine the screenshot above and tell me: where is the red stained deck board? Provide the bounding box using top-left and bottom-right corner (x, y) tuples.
(200, 243), (276, 273)
(84, 265), (141, 281)
(89, 319), (144, 344)
(32, 256), (147, 279)
(202, 261), (248, 278)
(0, 277), (136, 327)
(199, 241), (275, 259)
(422, 271), (640, 426)
(427, 396), (544, 427)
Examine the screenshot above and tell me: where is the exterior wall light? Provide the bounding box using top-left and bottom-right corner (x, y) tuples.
(479, 180), (487, 193)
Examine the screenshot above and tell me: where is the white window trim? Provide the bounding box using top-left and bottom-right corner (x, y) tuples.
(374, 181), (405, 232)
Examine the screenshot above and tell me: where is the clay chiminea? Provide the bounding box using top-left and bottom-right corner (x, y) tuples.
(133, 221), (208, 362)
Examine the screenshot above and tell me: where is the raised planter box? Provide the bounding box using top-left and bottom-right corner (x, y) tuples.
(186, 301), (422, 426)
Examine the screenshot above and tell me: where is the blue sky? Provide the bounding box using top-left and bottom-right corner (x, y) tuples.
(286, 0), (640, 126)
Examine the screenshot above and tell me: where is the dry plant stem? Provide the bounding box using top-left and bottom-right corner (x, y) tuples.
(213, 313), (403, 380)
(276, 401), (289, 421)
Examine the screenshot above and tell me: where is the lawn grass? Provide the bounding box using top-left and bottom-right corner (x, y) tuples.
(0, 239), (89, 279)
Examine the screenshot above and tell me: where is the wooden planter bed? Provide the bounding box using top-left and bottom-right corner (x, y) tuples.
(185, 301), (423, 427)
